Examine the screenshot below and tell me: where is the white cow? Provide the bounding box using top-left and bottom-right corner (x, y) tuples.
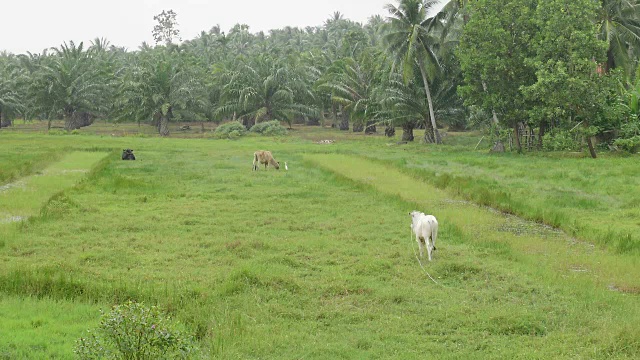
(409, 210), (439, 261)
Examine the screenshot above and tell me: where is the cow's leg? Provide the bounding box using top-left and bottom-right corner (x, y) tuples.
(426, 237), (433, 261)
(418, 236), (425, 257)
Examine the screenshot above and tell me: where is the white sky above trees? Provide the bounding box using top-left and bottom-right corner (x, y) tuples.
(1, 0), (445, 54)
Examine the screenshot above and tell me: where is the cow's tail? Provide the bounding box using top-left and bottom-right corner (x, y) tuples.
(430, 220), (438, 250)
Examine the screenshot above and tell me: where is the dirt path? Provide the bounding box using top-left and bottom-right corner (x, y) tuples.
(305, 154), (640, 293)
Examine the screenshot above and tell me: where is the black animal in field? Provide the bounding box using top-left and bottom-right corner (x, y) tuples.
(122, 149), (136, 160)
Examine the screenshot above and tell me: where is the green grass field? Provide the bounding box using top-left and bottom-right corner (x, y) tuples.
(0, 125), (639, 359)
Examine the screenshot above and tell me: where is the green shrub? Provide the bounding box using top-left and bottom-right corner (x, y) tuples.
(228, 130), (243, 139)
(75, 301), (198, 359)
(614, 136), (640, 153)
(613, 120), (640, 153)
(249, 120), (288, 136)
(542, 130), (578, 151)
(213, 121), (246, 139)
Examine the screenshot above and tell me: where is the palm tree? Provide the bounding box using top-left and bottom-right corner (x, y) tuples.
(317, 50), (388, 133)
(382, 72), (425, 141)
(384, 0), (442, 143)
(215, 55), (312, 129)
(438, 0), (475, 24)
(118, 49), (205, 136)
(0, 55), (22, 127)
(365, 15), (386, 47)
(287, 54), (323, 126)
(227, 24), (254, 57)
(597, 0), (640, 75)
(29, 41), (110, 130)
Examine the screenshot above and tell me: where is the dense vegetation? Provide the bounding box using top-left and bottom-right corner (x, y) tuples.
(1, 0), (639, 155)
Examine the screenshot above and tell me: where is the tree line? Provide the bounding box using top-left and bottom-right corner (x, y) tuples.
(0, 0), (638, 155)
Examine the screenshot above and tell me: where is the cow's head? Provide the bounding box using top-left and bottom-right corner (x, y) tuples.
(409, 210), (424, 225)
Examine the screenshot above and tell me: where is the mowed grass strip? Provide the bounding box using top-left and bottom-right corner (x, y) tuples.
(305, 153), (640, 291)
(0, 152), (108, 224)
(366, 149), (640, 253)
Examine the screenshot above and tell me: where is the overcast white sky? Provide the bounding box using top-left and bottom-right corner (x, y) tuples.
(1, 0), (446, 54)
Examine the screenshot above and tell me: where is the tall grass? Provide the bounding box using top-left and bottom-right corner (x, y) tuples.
(396, 154), (640, 253)
(0, 130), (638, 358)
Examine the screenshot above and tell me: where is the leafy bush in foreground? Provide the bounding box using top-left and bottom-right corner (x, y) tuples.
(75, 301), (197, 359)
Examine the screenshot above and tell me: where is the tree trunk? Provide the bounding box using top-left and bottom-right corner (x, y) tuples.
(242, 117), (255, 130)
(306, 117), (320, 126)
(331, 103), (338, 127)
(0, 111), (11, 128)
(423, 117), (437, 143)
(401, 122), (414, 142)
(352, 122), (364, 132)
(159, 115), (170, 136)
(482, 81), (504, 151)
(491, 141), (505, 152)
(64, 111), (83, 131)
(513, 122), (522, 153)
(583, 122), (597, 159)
(586, 136), (597, 158)
(605, 47), (615, 73)
(339, 106), (349, 131)
(538, 122), (546, 150)
(78, 112), (95, 127)
(66, 112), (94, 130)
(418, 61), (440, 144)
(365, 121), (376, 134)
(384, 125), (395, 137)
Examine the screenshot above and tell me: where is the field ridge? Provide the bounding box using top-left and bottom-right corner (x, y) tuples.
(305, 153), (640, 292)
(0, 151), (108, 225)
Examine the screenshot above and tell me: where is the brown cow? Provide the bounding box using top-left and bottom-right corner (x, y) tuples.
(253, 150), (280, 171)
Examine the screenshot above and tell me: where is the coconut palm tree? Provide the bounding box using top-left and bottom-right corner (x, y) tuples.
(384, 0), (442, 143)
(597, 0), (640, 75)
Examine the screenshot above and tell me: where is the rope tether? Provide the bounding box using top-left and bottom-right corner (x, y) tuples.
(409, 226), (442, 286)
